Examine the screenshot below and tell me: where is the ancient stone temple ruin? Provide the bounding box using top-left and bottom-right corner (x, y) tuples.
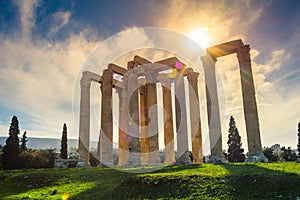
(78, 39), (267, 166)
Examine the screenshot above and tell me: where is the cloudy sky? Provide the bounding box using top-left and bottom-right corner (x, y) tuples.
(0, 0), (299, 154)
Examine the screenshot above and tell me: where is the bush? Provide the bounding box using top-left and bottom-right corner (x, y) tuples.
(263, 147), (279, 162)
(281, 147), (297, 161)
(18, 149), (55, 169)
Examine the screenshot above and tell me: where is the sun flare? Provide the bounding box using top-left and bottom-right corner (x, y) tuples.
(188, 29), (210, 48)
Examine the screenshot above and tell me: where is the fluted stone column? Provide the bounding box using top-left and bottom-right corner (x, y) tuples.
(237, 45), (267, 162)
(161, 75), (176, 165)
(140, 85), (149, 165)
(145, 71), (161, 165)
(127, 68), (141, 166)
(100, 69), (114, 166)
(116, 82), (129, 166)
(201, 55), (227, 163)
(174, 72), (191, 164)
(187, 72), (203, 164)
(78, 72), (91, 166)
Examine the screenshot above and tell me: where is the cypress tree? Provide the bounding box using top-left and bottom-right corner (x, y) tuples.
(297, 122), (300, 159)
(60, 123), (68, 159)
(227, 116), (245, 162)
(2, 116), (20, 169)
(20, 131), (28, 151)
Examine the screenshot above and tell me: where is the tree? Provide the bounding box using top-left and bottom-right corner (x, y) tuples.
(227, 116), (245, 162)
(297, 122), (300, 159)
(281, 146), (297, 161)
(1, 116), (20, 169)
(60, 123), (68, 159)
(262, 147), (279, 162)
(20, 131), (28, 151)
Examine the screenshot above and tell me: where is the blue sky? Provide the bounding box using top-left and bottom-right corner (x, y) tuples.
(0, 0), (299, 154)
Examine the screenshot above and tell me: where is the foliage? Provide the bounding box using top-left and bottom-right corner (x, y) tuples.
(20, 131), (28, 151)
(298, 122), (300, 158)
(281, 146), (297, 161)
(18, 149), (55, 169)
(60, 123), (68, 159)
(0, 145), (3, 170)
(0, 163), (300, 199)
(263, 147), (279, 162)
(1, 116), (20, 169)
(227, 116), (245, 162)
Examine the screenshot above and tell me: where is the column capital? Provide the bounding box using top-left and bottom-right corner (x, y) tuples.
(80, 77), (91, 89)
(187, 72), (199, 84)
(237, 45), (251, 63)
(158, 74), (172, 87)
(103, 68), (114, 76)
(201, 55), (216, 65)
(145, 70), (158, 83)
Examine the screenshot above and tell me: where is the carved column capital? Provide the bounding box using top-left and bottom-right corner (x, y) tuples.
(144, 69), (157, 83)
(80, 77), (91, 89)
(159, 74), (172, 88)
(187, 72), (199, 84)
(103, 68), (114, 76)
(201, 55), (216, 71)
(237, 45), (251, 63)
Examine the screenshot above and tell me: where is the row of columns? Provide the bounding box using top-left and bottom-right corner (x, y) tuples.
(78, 63), (203, 166)
(78, 43), (266, 165)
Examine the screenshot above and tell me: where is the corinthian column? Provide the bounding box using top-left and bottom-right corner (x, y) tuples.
(237, 45), (267, 162)
(127, 68), (141, 166)
(140, 85), (149, 165)
(78, 71), (91, 166)
(187, 72), (203, 164)
(100, 69), (114, 166)
(160, 75), (176, 165)
(174, 72), (191, 164)
(116, 81), (129, 166)
(145, 71), (161, 165)
(201, 55), (227, 163)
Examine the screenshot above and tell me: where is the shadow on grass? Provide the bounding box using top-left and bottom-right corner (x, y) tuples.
(0, 168), (68, 198)
(71, 163), (300, 200)
(221, 163), (300, 199)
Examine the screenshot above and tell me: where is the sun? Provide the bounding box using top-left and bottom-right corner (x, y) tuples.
(188, 29), (210, 48)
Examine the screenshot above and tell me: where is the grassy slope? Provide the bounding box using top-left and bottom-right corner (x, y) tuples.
(0, 162), (300, 200)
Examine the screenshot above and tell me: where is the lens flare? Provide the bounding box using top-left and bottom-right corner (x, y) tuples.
(188, 29), (210, 48)
(60, 193), (70, 200)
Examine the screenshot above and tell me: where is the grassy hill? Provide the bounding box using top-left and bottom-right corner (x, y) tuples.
(0, 162), (300, 199)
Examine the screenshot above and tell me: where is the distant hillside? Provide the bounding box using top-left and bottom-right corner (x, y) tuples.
(0, 137), (97, 150)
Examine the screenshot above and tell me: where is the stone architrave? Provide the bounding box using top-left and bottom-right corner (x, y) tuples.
(100, 69), (114, 166)
(145, 70), (161, 165)
(187, 72), (203, 164)
(78, 72), (91, 166)
(160, 75), (176, 165)
(127, 68), (141, 166)
(116, 81), (129, 166)
(201, 55), (227, 163)
(139, 85), (149, 165)
(174, 72), (191, 164)
(237, 45), (267, 162)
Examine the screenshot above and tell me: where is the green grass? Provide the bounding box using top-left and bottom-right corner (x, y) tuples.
(0, 162), (300, 199)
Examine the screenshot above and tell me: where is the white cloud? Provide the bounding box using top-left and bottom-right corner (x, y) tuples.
(0, 33), (98, 139)
(13, 0), (39, 40)
(0, 1), (99, 139)
(48, 11), (71, 36)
